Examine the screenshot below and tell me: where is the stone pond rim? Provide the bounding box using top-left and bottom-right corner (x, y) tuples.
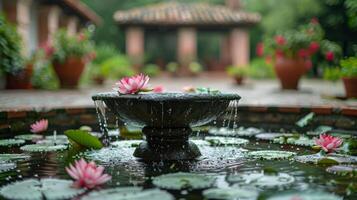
(92, 92), (241, 160)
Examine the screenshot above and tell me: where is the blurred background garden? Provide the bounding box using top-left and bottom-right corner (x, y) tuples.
(0, 0), (356, 98)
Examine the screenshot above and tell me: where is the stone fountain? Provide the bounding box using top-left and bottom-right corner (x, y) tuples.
(92, 92), (240, 161)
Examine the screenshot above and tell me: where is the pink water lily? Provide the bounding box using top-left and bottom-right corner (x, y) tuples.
(315, 134), (343, 153)
(66, 158), (111, 189)
(30, 119), (48, 133)
(115, 74), (149, 94)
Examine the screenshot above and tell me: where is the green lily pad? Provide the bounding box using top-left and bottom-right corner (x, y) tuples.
(208, 127), (237, 136)
(64, 129), (103, 149)
(295, 153), (357, 164)
(191, 139), (211, 146)
(205, 136), (249, 146)
(255, 133), (294, 141)
(0, 139), (25, 147)
(0, 154), (30, 162)
(203, 187), (259, 200)
(45, 135), (68, 140)
(0, 162), (16, 173)
(152, 172), (216, 190)
(267, 190), (342, 200)
(15, 134), (43, 141)
(296, 112), (314, 128)
(326, 165), (357, 176)
(111, 140), (142, 148)
(307, 125), (333, 136)
(20, 144), (67, 152)
(247, 150), (296, 160)
(0, 178), (85, 200)
(82, 187), (174, 200)
(236, 127), (263, 137)
(37, 138), (69, 145)
(227, 172), (295, 188)
(286, 137), (315, 147)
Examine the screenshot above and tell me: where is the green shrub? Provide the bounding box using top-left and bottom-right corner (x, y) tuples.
(166, 62), (179, 73)
(248, 58), (275, 79)
(0, 15), (24, 75)
(31, 60), (59, 89)
(143, 64), (160, 77)
(100, 55), (134, 79)
(340, 57), (357, 78)
(93, 44), (118, 65)
(189, 62), (203, 74)
(226, 66), (249, 77)
(323, 67), (341, 81)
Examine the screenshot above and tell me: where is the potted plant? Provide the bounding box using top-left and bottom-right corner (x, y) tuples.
(226, 65), (249, 85)
(324, 57), (357, 98)
(261, 19), (341, 90)
(0, 15), (29, 89)
(46, 30), (94, 88)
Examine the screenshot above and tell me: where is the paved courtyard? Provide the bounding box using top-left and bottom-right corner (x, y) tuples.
(0, 74), (356, 111)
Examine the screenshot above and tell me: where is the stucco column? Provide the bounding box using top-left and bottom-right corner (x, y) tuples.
(38, 5), (60, 46)
(230, 28), (249, 67)
(126, 27), (144, 71)
(66, 16), (79, 36)
(220, 35), (232, 67)
(177, 27), (197, 75)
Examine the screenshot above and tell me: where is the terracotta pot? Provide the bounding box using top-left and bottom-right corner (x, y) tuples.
(5, 64), (33, 89)
(53, 57), (86, 89)
(274, 57), (309, 90)
(342, 77), (357, 98)
(234, 76), (244, 85)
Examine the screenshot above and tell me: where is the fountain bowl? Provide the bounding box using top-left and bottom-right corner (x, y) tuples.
(92, 92), (241, 161)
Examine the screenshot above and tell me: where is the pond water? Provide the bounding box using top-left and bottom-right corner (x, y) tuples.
(0, 125), (356, 200)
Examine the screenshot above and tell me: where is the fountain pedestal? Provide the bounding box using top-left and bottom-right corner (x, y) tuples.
(134, 127), (201, 161)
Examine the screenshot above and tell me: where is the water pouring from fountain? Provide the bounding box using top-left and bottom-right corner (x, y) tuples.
(92, 92), (240, 161)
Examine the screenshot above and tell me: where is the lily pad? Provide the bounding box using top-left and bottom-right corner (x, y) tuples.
(191, 139), (211, 146)
(295, 153), (357, 164)
(296, 112), (314, 127)
(152, 172), (216, 190)
(45, 135), (68, 140)
(205, 136), (249, 146)
(0, 139), (25, 147)
(64, 129), (103, 149)
(307, 125), (333, 136)
(267, 190), (342, 200)
(236, 127), (263, 137)
(286, 137), (315, 147)
(247, 150), (296, 160)
(203, 187), (259, 200)
(82, 187), (174, 200)
(227, 172), (295, 188)
(0, 154), (30, 162)
(20, 144), (67, 152)
(37, 138), (69, 145)
(255, 133), (294, 141)
(0, 178), (85, 200)
(15, 134), (43, 141)
(326, 165), (357, 176)
(0, 162), (16, 173)
(208, 127), (237, 136)
(111, 140), (142, 148)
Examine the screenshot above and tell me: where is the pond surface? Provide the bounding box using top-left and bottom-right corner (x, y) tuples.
(0, 126), (356, 200)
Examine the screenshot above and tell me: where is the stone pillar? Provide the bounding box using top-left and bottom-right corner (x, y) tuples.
(67, 16), (79, 36)
(126, 27), (144, 70)
(220, 35), (232, 67)
(38, 5), (60, 46)
(230, 28), (249, 67)
(177, 27), (197, 75)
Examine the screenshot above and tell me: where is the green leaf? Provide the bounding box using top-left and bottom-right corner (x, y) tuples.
(296, 112), (315, 127)
(64, 129), (103, 150)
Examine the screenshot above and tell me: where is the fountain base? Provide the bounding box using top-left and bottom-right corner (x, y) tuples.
(133, 127), (201, 161)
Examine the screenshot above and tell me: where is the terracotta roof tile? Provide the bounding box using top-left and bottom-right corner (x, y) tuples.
(114, 2), (260, 27)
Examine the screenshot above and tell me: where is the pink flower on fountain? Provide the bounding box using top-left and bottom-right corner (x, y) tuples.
(30, 119), (48, 133)
(153, 85), (164, 93)
(315, 134), (343, 153)
(66, 158), (111, 189)
(115, 74), (149, 94)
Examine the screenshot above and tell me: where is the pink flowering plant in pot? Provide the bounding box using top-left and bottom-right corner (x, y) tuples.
(259, 19), (341, 90)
